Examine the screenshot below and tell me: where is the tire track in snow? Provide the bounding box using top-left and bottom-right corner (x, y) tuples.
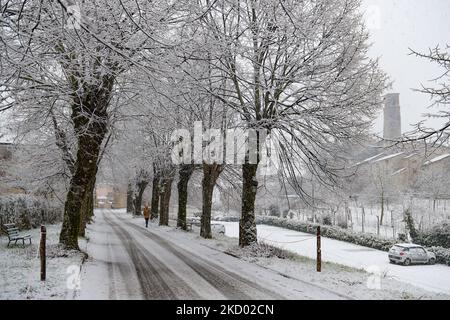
(106, 228), (142, 299)
(105, 214), (200, 300)
(106, 242), (117, 300)
(115, 214), (285, 299)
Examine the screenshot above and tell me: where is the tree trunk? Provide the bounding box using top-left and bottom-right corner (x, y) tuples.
(380, 190), (385, 225)
(58, 71), (113, 250)
(133, 181), (148, 216)
(86, 185), (94, 223)
(200, 163), (222, 239)
(79, 176), (96, 237)
(177, 164), (194, 230)
(361, 206), (365, 233)
(159, 176), (173, 226)
(59, 124), (107, 250)
(150, 174), (160, 220)
(126, 183), (133, 213)
(239, 162), (259, 247)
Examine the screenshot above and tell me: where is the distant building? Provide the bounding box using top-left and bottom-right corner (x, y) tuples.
(383, 93), (402, 141)
(351, 93), (450, 199)
(94, 183), (126, 209)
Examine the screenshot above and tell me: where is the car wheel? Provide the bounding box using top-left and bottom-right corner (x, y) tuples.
(428, 258), (436, 265)
(389, 260), (395, 264)
(403, 258), (411, 266)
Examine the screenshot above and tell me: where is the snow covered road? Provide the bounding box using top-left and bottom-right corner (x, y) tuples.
(76, 210), (348, 300)
(219, 222), (450, 295)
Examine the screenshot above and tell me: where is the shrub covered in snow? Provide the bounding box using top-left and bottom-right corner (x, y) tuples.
(0, 194), (62, 232)
(227, 242), (294, 260)
(426, 246), (450, 265)
(416, 221), (450, 249)
(268, 204), (280, 217)
(322, 214), (333, 226)
(256, 216), (450, 265)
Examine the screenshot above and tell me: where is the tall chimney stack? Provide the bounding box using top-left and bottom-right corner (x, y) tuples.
(383, 93), (401, 140)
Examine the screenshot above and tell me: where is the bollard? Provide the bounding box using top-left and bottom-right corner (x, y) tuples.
(40, 225), (46, 281)
(317, 226), (321, 272)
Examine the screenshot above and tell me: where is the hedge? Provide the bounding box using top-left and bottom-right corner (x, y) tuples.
(255, 216), (450, 265)
(0, 194), (62, 233)
(415, 222), (450, 248)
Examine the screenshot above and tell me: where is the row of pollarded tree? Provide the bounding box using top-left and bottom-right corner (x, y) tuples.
(1, 0), (389, 250)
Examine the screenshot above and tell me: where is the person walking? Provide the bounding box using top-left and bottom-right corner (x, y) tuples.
(143, 204), (150, 228)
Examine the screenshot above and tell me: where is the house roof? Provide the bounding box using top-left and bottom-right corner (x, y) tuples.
(353, 153), (385, 166)
(391, 167), (406, 176)
(372, 152), (404, 163)
(423, 153), (450, 166)
(403, 152), (419, 159)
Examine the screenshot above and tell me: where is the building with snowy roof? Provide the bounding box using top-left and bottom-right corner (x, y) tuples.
(350, 93), (450, 200)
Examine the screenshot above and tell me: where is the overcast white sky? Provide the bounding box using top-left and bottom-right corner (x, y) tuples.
(362, 0), (450, 135)
(1, 1), (449, 142)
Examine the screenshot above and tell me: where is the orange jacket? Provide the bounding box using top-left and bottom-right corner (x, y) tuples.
(143, 207), (150, 219)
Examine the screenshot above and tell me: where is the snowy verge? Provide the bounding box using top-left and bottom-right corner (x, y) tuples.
(256, 216), (450, 265)
(224, 242), (449, 300)
(0, 224), (86, 299)
(116, 211), (449, 300)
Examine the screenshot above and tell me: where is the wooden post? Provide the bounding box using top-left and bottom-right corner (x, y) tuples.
(347, 207), (353, 230)
(317, 226), (321, 272)
(40, 225), (46, 281)
(376, 216), (380, 236)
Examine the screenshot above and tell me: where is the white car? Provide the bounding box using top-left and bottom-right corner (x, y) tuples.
(388, 243), (436, 266)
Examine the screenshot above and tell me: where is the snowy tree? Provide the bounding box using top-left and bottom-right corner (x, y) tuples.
(0, 0), (174, 249)
(406, 46), (450, 145)
(185, 0), (387, 246)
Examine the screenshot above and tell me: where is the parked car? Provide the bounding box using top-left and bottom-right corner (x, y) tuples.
(388, 243), (436, 266)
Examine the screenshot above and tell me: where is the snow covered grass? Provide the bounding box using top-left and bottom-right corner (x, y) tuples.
(256, 216), (450, 265)
(0, 223), (86, 300)
(114, 210), (449, 300)
(221, 222), (450, 295)
(224, 241), (449, 300)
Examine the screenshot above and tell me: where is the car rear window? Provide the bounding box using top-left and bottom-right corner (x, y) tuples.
(394, 245), (409, 251)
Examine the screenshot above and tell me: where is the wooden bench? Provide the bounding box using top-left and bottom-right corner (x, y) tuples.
(2, 223), (32, 247)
